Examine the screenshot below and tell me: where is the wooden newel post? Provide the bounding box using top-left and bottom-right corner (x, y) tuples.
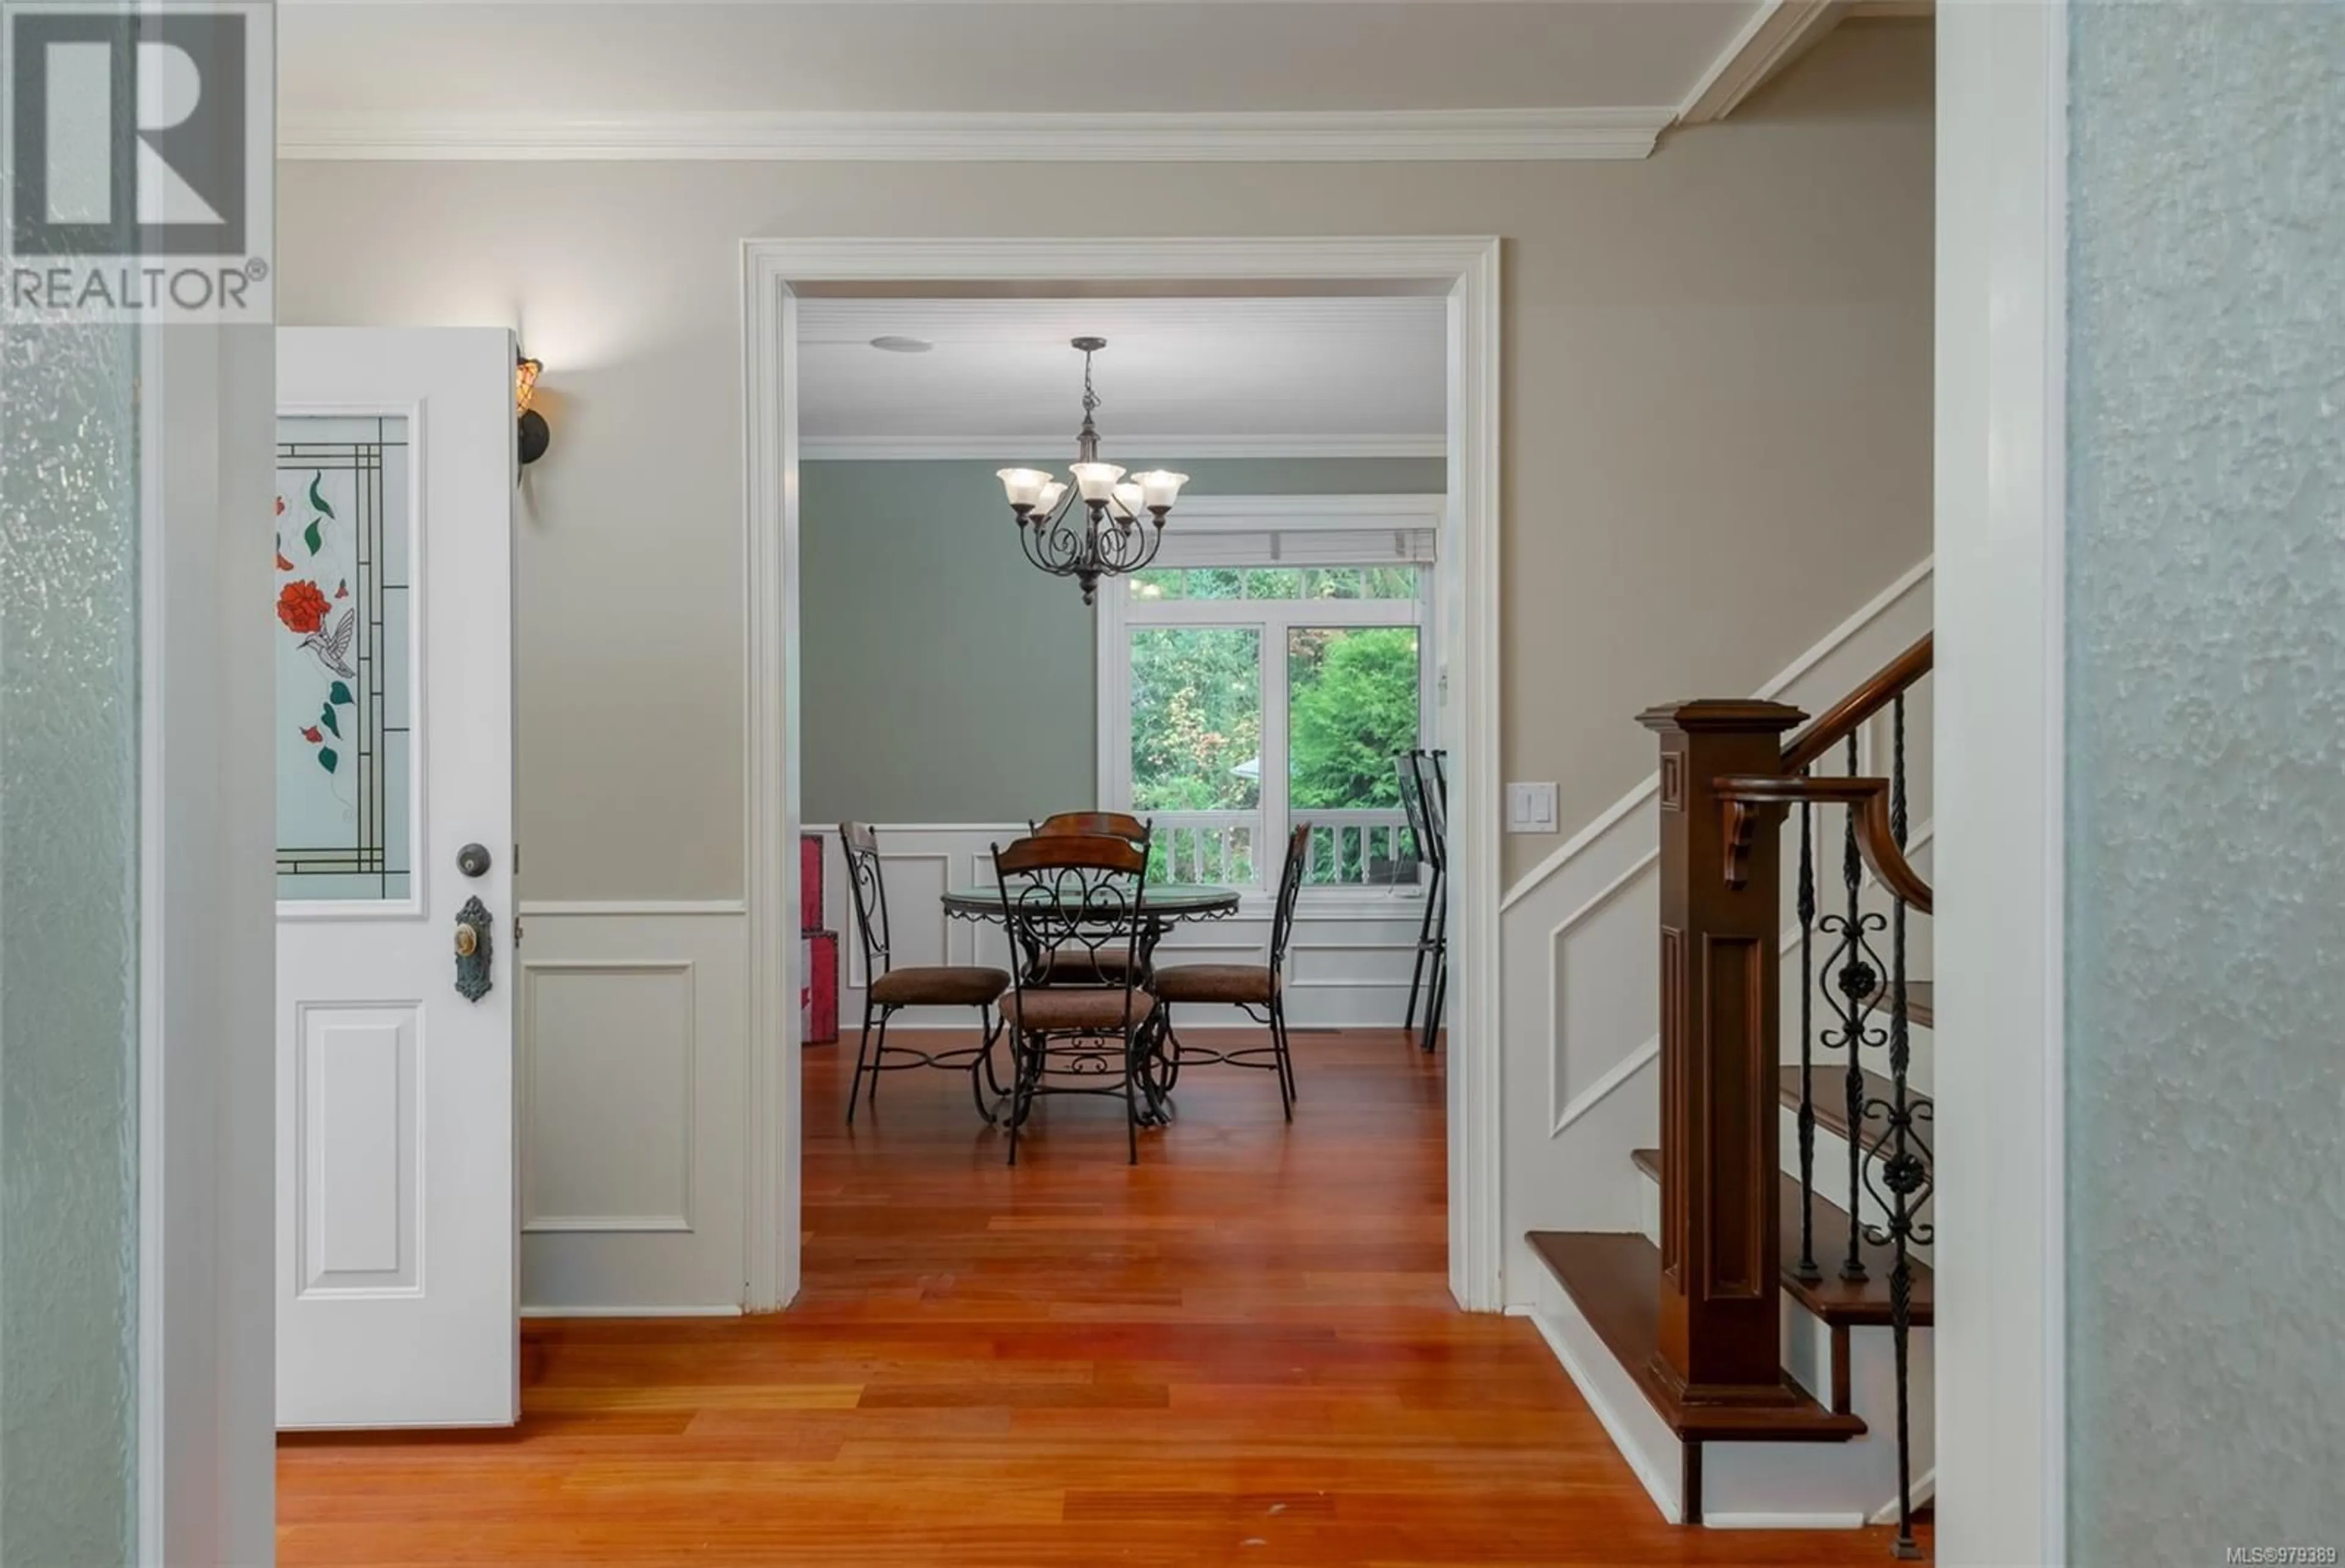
(1635, 699), (1806, 1405)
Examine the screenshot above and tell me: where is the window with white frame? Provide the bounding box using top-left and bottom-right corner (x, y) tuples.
(1096, 498), (1439, 893)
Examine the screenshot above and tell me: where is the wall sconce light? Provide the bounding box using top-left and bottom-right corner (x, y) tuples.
(515, 353), (550, 466)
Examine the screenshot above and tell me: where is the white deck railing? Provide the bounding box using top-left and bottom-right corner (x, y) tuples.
(1147, 808), (1418, 889)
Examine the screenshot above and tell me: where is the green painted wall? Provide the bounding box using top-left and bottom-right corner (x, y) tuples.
(801, 457), (1443, 824)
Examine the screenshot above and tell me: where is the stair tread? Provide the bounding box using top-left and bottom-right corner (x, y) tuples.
(1860, 978), (1935, 1028)
(1631, 1149), (1935, 1329)
(1525, 1230), (1866, 1443)
(1778, 1062), (1934, 1143)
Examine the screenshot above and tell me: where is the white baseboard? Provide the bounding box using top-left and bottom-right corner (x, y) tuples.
(1705, 1511), (1867, 1530)
(1871, 1467), (1936, 1527)
(1509, 1298), (1681, 1525)
(520, 1304), (743, 1318)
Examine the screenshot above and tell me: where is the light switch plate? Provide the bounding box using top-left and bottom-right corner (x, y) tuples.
(1507, 782), (1558, 833)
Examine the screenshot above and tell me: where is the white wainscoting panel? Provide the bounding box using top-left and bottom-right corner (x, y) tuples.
(1498, 561), (1934, 1305)
(515, 906), (747, 1313)
(523, 962), (696, 1234)
(812, 826), (1430, 1033)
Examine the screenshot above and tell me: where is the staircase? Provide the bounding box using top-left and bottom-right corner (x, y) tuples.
(1527, 636), (1935, 1555)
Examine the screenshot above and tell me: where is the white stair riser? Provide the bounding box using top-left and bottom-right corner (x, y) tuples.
(1523, 1265), (1936, 1530)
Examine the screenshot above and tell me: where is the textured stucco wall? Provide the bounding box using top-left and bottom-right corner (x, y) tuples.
(2065, 4), (2345, 1558)
(0, 323), (142, 1558)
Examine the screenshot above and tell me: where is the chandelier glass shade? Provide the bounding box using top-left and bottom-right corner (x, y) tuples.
(997, 337), (1188, 606)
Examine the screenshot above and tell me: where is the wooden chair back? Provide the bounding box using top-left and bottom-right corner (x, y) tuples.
(1030, 811), (1152, 847)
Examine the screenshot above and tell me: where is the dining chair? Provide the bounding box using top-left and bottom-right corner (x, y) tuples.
(1397, 752), (1442, 1042)
(839, 823), (1011, 1124)
(989, 833), (1158, 1164)
(1150, 821), (1311, 1120)
(1027, 811), (1153, 985)
(1414, 750), (1450, 1053)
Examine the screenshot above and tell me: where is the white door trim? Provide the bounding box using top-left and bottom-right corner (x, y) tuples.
(740, 236), (1504, 1313)
(1933, 7), (2068, 1564)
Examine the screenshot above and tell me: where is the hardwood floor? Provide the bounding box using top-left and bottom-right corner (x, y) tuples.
(278, 1029), (1922, 1565)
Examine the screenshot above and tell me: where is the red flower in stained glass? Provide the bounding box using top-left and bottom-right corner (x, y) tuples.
(277, 579), (332, 636)
(276, 550), (295, 572)
(300, 725), (323, 743)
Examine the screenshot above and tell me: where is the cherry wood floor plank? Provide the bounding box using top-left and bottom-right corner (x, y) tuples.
(279, 1029), (1924, 1564)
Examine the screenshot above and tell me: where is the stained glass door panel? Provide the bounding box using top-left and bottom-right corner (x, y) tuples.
(275, 415), (413, 901)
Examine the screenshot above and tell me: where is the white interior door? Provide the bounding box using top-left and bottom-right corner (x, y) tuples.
(274, 327), (517, 1428)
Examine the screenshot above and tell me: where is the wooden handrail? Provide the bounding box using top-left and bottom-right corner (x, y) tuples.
(1781, 634), (1933, 773)
(1715, 774), (1934, 915)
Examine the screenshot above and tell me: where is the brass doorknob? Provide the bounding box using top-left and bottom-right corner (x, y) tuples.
(453, 895), (494, 1001)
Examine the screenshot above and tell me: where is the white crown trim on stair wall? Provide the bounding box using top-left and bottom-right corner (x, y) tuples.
(1501, 557), (1935, 915)
(278, 107), (1673, 163)
(1676, 0), (1847, 126)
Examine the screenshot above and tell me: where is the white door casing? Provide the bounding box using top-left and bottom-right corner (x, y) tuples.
(740, 236), (1502, 1313)
(275, 327), (518, 1429)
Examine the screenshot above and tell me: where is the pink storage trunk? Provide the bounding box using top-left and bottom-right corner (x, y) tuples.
(800, 832), (825, 932)
(801, 930), (840, 1045)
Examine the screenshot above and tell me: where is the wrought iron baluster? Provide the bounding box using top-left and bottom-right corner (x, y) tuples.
(1838, 733), (1869, 1283)
(1794, 783), (1820, 1283)
(1882, 691), (1924, 1560)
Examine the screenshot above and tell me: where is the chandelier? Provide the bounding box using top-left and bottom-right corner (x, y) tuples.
(996, 338), (1188, 606)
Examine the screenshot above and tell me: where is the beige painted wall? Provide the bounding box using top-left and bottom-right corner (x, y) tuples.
(277, 20), (1932, 902)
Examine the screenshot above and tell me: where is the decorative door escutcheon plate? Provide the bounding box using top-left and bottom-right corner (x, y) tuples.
(455, 895), (495, 1001)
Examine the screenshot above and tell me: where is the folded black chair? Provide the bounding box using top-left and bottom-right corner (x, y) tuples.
(1400, 750), (1449, 1053)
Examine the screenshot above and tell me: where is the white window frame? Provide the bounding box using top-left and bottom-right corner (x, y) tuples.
(1094, 495), (1444, 911)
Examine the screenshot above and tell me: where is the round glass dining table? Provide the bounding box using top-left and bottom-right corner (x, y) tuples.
(940, 882), (1242, 926)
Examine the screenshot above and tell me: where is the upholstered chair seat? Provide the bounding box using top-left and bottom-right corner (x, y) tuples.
(1151, 964), (1279, 1007)
(869, 965), (1011, 1008)
(996, 986), (1157, 1034)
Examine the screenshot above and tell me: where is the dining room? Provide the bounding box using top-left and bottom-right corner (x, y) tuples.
(794, 295), (1453, 1185)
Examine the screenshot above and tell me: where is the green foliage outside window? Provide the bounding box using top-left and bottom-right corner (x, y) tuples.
(1127, 567), (1423, 886)
(1289, 626), (1422, 882)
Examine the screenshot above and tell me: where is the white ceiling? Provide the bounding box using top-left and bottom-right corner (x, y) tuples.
(794, 296), (1447, 457)
(278, 2), (1755, 119)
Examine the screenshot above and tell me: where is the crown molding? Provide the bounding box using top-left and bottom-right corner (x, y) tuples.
(1676, 0), (1848, 126)
(800, 433), (1446, 462)
(278, 106), (1670, 162)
